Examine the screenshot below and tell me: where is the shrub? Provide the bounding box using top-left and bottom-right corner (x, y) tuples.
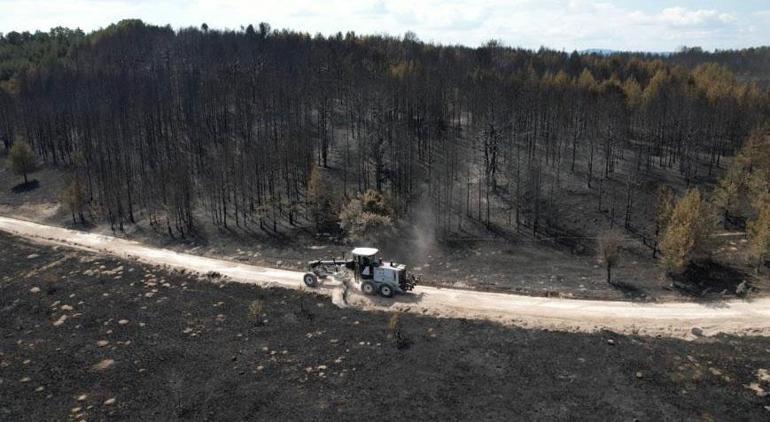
(248, 300), (264, 325)
(60, 177), (87, 224)
(8, 140), (35, 184)
(387, 313), (411, 350)
(712, 165), (741, 226)
(747, 202), (770, 273)
(338, 189), (394, 242)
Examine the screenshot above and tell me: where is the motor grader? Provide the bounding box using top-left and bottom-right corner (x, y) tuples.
(303, 247), (419, 298)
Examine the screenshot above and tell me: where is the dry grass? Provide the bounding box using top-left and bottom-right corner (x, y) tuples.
(387, 313), (411, 350)
(248, 300), (264, 325)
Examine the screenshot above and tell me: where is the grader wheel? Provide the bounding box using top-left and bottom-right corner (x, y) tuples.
(361, 281), (376, 295)
(379, 284), (394, 298)
(303, 273), (318, 288)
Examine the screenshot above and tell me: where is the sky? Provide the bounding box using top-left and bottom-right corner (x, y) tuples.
(0, 0), (768, 52)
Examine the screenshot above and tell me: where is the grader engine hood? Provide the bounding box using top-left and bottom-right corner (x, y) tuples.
(373, 262), (403, 283)
(373, 261), (416, 292)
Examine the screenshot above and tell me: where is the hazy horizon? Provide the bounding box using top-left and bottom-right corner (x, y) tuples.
(0, 1), (769, 52)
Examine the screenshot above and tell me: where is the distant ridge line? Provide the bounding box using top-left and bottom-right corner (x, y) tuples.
(578, 48), (673, 56)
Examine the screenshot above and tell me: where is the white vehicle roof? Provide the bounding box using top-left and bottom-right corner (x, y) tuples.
(352, 247), (379, 256)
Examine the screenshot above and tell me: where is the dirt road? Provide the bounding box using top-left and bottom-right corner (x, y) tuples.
(1, 216), (768, 339)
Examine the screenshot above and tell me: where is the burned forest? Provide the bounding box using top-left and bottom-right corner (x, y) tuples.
(0, 20), (768, 251)
(4, 10), (770, 421)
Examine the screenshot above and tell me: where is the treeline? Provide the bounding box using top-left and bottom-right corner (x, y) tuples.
(598, 46), (770, 87)
(0, 27), (84, 82)
(0, 20), (767, 239)
(665, 47), (770, 87)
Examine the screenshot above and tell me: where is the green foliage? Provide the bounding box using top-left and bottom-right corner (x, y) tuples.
(0, 27), (84, 81)
(692, 63), (737, 103)
(747, 169), (770, 211)
(339, 189), (394, 242)
(7, 140), (35, 183)
(712, 127), (770, 226)
(659, 189), (715, 273)
(741, 129), (770, 172)
(622, 77), (643, 109)
(642, 69), (669, 106)
(747, 202), (770, 272)
(577, 68), (597, 91)
(712, 164), (741, 219)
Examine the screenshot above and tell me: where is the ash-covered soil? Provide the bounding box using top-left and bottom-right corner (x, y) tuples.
(2, 233), (770, 421)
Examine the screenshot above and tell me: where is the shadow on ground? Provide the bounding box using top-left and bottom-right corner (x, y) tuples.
(671, 260), (749, 298)
(10, 180), (39, 193)
(611, 280), (653, 302)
